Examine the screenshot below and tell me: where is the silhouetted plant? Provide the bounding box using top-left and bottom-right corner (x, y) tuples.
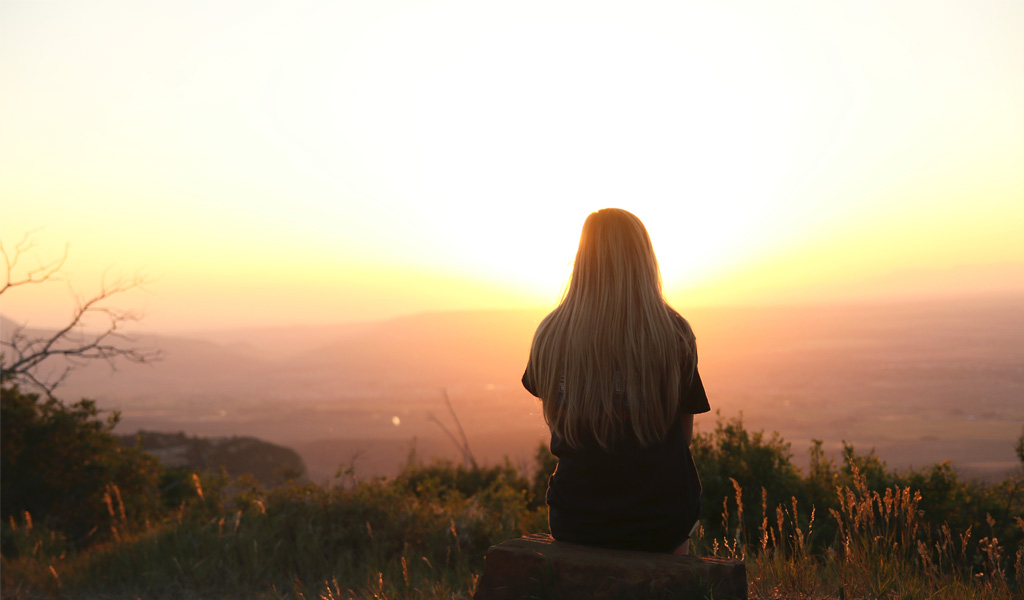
(393, 457), (529, 503)
(691, 412), (804, 546)
(0, 385), (162, 554)
(0, 232), (160, 399)
(3, 409), (1022, 599)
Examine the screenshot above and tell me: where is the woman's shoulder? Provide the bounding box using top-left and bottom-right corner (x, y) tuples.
(665, 306), (696, 342)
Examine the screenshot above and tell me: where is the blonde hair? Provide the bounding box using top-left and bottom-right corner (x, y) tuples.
(526, 208), (696, 449)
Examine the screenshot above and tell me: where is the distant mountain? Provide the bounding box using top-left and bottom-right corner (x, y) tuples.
(0, 314), (18, 333)
(7, 295), (1024, 482)
(0, 317), (279, 403)
(3, 308), (548, 403)
(86, 333), (266, 394)
(292, 308), (546, 388)
(118, 431), (307, 487)
(179, 321), (378, 361)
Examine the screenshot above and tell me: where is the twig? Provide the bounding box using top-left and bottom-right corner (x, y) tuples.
(428, 388), (478, 469)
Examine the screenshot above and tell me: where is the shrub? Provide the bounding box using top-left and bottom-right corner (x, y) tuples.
(690, 412), (804, 546)
(393, 457), (529, 502)
(0, 385), (162, 553)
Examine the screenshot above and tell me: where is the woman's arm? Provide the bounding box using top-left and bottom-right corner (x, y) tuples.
(681, 413), (694, 446)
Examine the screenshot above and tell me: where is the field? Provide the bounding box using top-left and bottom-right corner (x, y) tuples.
(39, 294), (1023, 483)
(2, 391), (1021, 599)
(2, 294), (1023, 598)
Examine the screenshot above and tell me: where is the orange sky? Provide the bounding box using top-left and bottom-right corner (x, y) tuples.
(2, 0), (1022, 333)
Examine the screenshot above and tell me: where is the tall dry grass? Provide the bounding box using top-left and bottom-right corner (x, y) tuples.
(4, 437), (1022, 599)
(699, 463), (1024, 600)
(3, 463), (546, 599)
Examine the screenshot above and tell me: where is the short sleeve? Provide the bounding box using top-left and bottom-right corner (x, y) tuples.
(680, 367), (710, 415)
(522, 367), (539, 397)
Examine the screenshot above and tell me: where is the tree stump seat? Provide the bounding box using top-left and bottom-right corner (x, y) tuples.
(473, 534), (747, 600)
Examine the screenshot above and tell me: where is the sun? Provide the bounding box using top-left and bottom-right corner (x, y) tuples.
(9, 1), (1018, 331)
(253, 7), (850, 304)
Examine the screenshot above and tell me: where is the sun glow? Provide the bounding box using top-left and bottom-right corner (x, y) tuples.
(241, 3), (867, 300)
(2, 1), (1022, 331)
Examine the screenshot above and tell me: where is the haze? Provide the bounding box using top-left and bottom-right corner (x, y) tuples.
(2, 2), (1023, 484)
(2, 0), (1023, 332)
(6, 294), (1019, 485)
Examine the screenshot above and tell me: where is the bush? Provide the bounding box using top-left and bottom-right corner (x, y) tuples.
(530, 442), (558, 508)
(690, 412), (804, 545)
(0, 385), (163, 553)
(3, 404), (1021, 599)
(393, 457), (529, 502)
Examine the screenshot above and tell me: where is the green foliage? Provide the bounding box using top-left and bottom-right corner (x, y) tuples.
(530, 442), (558, 508)
(2, 408), (1022, 599)
(0, 385), (163, 553)
(1016, 425), (1024, 465)
(804, 438), (838, 510)
(690, 412), (804, 547)
(37, 459), (544, 598)
(122, 430), (308, 487)
(840, 440), (890, 489)
(393, 457), (528, 503)
(691, 415), (1024, 600)
(692, 413), (1024, 567)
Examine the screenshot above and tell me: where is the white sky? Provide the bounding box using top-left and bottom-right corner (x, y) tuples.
(2, 0), (1023, 331)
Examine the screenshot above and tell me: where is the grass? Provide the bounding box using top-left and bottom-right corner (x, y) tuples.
(697, 464), (1024, 600)
(3, 466), (546, 599)
(3, 448), (1022, 599)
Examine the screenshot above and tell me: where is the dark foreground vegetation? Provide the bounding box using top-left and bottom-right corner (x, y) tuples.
(2, 384), (1022, 600)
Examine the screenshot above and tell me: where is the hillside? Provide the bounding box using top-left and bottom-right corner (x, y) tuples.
(117, 431), (307, 487)
(5, 294), (1023, 482)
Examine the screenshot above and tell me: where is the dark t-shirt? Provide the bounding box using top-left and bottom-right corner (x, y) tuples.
(522, 367), (710, 553)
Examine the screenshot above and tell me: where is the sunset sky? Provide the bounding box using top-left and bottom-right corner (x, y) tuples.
(2, 0), (1022, 333)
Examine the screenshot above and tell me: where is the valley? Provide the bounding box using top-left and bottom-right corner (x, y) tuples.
(6, 294), (1022, 483)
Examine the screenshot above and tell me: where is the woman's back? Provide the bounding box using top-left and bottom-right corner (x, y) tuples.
(523, 208), (710, 554)
(523, 366), (709, 552)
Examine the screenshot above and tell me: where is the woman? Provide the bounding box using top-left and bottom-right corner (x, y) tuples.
(522, 208), (709, 555)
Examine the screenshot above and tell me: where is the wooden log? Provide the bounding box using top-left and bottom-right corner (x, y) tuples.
(474, 534), (746, 600)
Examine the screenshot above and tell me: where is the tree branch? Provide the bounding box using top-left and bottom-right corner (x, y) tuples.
(427, 388), (478, 469)
(0, 231), (68, 295)
(0, 234), (160, 398)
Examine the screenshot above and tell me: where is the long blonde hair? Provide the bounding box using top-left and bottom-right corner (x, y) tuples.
(526, 208), (696, 449)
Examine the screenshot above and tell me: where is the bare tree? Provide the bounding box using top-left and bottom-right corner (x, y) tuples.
(428, 388), (478, 469)
(0, 232), (161, 398)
